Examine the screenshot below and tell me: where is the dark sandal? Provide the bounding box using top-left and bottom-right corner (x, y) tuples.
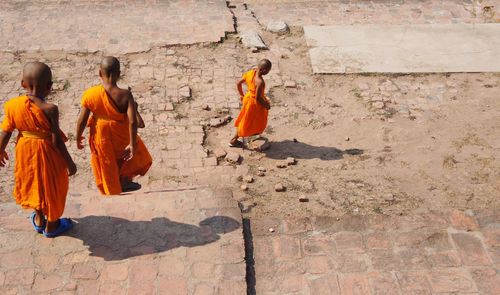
(30, 212), (46, 233)
(43, 218), (73, 238)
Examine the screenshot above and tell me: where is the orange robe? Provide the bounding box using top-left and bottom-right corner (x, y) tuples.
(1, 96), (68, 222)
(234, 69), (269, 137)
(81, 85), (152, 195)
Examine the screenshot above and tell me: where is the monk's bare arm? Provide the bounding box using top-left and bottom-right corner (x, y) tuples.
(123, 92), (138, 161)
(0, 131), (11, 167)
(47, 106), (77, 176)
(76, 106), (91, 149)
(134, 102), (145, 128)
(255, 79), (270, 110)
(237, 78), (245, 100)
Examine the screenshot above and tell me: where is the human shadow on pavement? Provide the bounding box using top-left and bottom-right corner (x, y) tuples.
(68, 215), (240, 261)
(264, 140), (364, 160)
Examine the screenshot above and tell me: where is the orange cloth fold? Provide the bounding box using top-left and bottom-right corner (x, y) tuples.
(234, 69), (269, 137)
(81, 85), (152, 195)
(1, 96), (68, 222)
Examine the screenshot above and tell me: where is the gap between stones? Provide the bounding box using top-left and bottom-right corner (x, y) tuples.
(242, 218), (257, 295)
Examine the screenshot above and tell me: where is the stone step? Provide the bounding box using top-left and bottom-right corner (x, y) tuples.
(0, 187), (246, 294)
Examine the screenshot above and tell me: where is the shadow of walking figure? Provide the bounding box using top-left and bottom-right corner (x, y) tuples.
(264, 140), (363, 160)
(68, 215), (240, 261)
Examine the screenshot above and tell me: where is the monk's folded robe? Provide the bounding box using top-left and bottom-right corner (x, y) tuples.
(82, 85), (152, 195)
(234, 69), (269, 137)
(1, 95), (68, 221)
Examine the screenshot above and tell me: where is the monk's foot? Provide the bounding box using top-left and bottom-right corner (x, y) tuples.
(30, 211), (46, 233)
(43, 218), (73, 238)
(229, 139), (243, 148)
(121, 180), (142, 192)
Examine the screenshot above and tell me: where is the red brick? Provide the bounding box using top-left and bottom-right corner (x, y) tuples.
(76, 279), (100, 295)
(158, 277), (188, 295)
(450, 209), (479, 231)
(427, 269), (478, 293)
(193, 283), (214, 295)
(0, 248), (33, 269)
(364, 232), (392, 249)
(369, 249), (402, 271)
(308, 274), (340, 295)
(281, 274), (307, 293)
(0, 271), (4, 286)
(337, 254), (369, 273)
(222, 263), (246, 279)
(334, 231), (364, 252)
(469, 267), (500, 295)
(282, 217), (313, 234)
(5, 267), (34, 286)
(395, 271), (431, 295)
(33, 273), (64, 292)
(216, 279), (246, 295)
(452, 233), (491, 266)
(394, 229), (451, 250)
(339, 273), (371, 295)
(397, 248), (431, 270)
(427, 250), (461, 267)
(192, 262), (215, 279)
(34, 254), (60, 273)
(302, 235), (335, 256)
(128, 262), (157, 295)
(482, 228), (500, 265)
(368, 272), (400, 295)
(71, 263), (99, 280)
(304, 255), (333, 274)
(99, 282), (126, 295)
(101, 263), (129, 281)
(272, 236), (302, 260)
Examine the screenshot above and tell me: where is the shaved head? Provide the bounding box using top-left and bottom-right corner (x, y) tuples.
(22, 62), (52, 87)
(100, 56), (120, 77)
(258, 59), (272, 71)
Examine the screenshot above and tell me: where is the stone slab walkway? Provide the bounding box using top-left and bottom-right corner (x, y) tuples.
(251, 210), (499, 294)
(0, 188), (246, 294)
(305, 24), (500, 73)
(0, 0), (234, 54)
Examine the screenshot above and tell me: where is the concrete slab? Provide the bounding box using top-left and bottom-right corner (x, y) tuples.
(304, 24), (500, 73)
(0, 188), (246, 294)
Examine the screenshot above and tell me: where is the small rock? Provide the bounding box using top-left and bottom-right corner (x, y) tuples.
(284, 81), (297, 88)
(214, 148), (227, 158)
(258, 166), (267, 172)
(286, 157), (296, 166)
(202, 104), (211, 111)
(345, 137), (350, 141)
(251, 47), (259, 53)
(224, 115), (232, 122)
(464, 209), (475, 217)
(243, 175), (254, 183)
(276, 162), (287, 168)
(240, 184), (248, 191)
(165, 102), (174, 111)
(209, 117), (225, 127)
(266, 21), (289, 34)
(384, 193), (395, 202)
(268, 228), (275, 233)
(241, 30), (267, 49)
(179, 86), (191, 98)
(250, 137), (271, 152)
(299, 196), (309, 202)
(257, 171), (265, 177)
(353, 208), (359, 214)
(372, 101), (385, 109)
(293, 138), (298, 143)
(166, 49), (176, 56)
(225, 151), (241, 164)
(275, 183), (286, 192)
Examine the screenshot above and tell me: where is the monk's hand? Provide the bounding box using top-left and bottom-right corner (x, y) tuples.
(0, 151), (8, 167)
(122, 144), (135, 161)
(68, 162), (77, 176)
(77, 136), (85, 150)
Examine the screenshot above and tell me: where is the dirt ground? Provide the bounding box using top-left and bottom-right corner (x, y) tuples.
(207, 28), (500, 219)
(0, 28), (498, 221)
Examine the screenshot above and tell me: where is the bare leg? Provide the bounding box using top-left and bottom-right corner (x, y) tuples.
(45, 219), (60, 233)
(229, 130), (239, 145)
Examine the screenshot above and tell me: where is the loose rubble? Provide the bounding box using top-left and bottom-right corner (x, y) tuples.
(274, 183), (286, 192)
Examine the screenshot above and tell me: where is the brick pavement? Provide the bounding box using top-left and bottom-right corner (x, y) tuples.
(0, 187), (246, 294)
(250, 209), (499, 294)
(0, 0), (234, 54)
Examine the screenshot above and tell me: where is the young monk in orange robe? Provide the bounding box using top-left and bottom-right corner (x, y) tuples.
(0, 62), (77, 237)
(76, 56), (152, 195)
(230, 59), (272, 147)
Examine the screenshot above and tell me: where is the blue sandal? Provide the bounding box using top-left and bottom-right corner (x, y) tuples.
(30, 212), (46, 233)
(43, 218), (73, 238)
